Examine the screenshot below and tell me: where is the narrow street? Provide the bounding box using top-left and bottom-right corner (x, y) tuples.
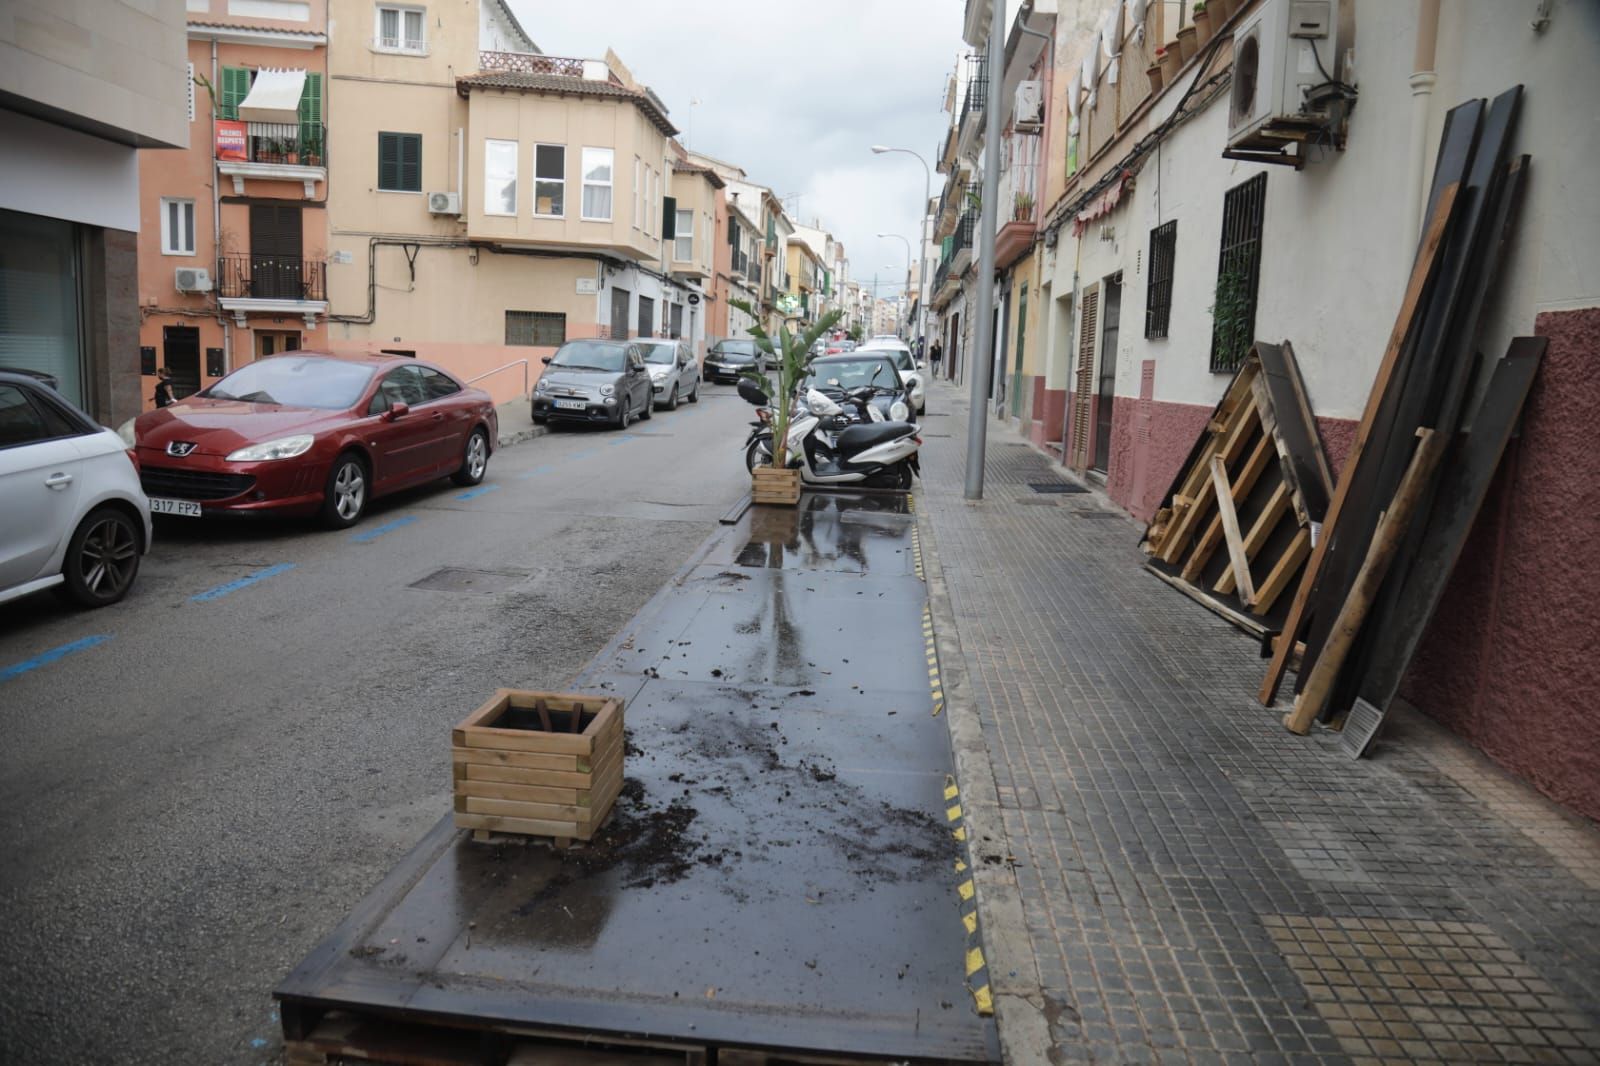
(0, 388), (751, 1064)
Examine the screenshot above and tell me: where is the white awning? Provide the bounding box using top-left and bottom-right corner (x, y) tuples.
(237, 69), (307, 124)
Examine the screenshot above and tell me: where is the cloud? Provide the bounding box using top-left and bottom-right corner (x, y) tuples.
(508, 0), (961, 290)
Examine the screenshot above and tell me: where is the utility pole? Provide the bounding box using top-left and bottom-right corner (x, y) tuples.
(963, 0), (1005, 500)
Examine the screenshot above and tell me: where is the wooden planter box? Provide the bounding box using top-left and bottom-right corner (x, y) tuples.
(751, 465), (802, 506)
(452, 689), (624, 844)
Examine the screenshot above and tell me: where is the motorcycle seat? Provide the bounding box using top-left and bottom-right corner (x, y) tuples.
(838, 421), (913, 451)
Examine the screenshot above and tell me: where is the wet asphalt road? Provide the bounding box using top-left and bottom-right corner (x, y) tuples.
(0, 386), (752, 1065)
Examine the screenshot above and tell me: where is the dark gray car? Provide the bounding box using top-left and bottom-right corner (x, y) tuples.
(532, 340), (654, 428)
(703, 338), (765, 385)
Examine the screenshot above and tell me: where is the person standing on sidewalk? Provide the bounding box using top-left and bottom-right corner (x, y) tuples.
(929, 339), (943, 377)
(152, 367), (175, 409)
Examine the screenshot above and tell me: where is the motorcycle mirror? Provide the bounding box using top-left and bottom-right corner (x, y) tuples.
(736, 379), (769, 407)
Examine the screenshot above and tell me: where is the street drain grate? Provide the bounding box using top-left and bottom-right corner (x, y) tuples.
(1015, 498), (1058, 507)
(1071, 511), (1119, 519)
(409, 567), (526, 593)
(1028, 481), (1089, 494)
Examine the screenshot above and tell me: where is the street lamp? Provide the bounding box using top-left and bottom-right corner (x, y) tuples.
(877, 232), (913, 340)
(870, 145), (932, 357)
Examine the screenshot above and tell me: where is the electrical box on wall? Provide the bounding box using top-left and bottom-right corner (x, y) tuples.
(1225, 0), (1353, 167)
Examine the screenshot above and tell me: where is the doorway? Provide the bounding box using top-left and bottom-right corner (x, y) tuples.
(1092, 274), (1122, 474)
(637, 296), (655, 339)
(249, 204), (303, 299)
(609, 287), (630, 340)
(162, 325), (201, 399)
(1011, 281), (1028, 420)
(948, 311), (959, 382)
(256, 331), (301, 359)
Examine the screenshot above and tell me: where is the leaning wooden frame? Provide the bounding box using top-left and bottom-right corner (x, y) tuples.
(451, 689), (625, 845)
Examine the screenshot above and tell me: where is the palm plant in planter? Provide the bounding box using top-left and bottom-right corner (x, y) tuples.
(729, 299), (843, 505)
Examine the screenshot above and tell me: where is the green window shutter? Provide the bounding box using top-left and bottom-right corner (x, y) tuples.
(662, 196), (677, 240)
(220, 67), (250, 120)
(378, 133), (400, 190)
(400, 133), (421, 191)
(298, 72), (322, 155)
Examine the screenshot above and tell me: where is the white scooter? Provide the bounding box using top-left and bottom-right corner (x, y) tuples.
(739, 380), (922, 490)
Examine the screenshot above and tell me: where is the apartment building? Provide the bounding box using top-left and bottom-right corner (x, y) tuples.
(134, 0), (331, 407)
(1, 0), (188, 423)
(691, 152), (764, 342)
(948, 0), (1600, 816)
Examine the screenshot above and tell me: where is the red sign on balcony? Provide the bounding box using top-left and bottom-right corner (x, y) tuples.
(216, 120), (248, 161)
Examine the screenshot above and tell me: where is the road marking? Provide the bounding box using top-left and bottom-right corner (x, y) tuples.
(515, 465), (555, 480)
(922, 604), (943, 718)
(351, 515), (417, 543)
(191, 563), (296, 603)
(1, 634), (110, 683)
(456, 483), (501, 501)
(944, 773), (994, 1017)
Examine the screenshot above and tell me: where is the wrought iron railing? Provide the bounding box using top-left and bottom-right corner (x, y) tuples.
(233, 122), (326, 167)
(479, 51), (583, 77)
(218, 254), (326, 302)
(960, 54), (987, 130)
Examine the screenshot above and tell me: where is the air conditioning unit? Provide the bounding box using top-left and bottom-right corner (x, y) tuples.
(1227, 0), (1338, 151)
(427, 191), (461, 215)
(175, 266), (212, 293)
(1014, 80), (1044, 130)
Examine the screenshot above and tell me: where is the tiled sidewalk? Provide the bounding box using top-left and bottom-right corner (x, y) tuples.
(915, 381), (1600, 1066)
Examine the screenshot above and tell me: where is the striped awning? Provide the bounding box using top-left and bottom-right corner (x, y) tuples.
(238, 68), (307, 124)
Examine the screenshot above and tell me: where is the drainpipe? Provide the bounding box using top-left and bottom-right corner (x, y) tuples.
(211, 37), (227, 372)
(1405, 0), (1440, 245)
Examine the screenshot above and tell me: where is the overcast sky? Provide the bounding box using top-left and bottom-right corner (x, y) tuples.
(509, 0), (962, 298)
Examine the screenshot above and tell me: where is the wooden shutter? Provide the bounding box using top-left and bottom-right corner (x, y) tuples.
(662, 197), (677, 240)
(378, 133), (400, 190)
(220, 67), (250, 120)
(400, 134), (421, 192)
(1070, 285), (1099, 469)
(298, 72), (322, 154)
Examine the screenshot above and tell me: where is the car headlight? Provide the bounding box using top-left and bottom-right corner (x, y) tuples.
(535, 379), (548, 392)
(889, 401), (910, 421)
(115, 417), (138, 448)
(649, 367), (668, 380)
(225, 434), (315, 462)
(599, 383), (615, 396)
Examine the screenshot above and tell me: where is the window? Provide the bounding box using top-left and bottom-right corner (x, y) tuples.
(0, 385), (52, 448)
(484, 139), (517, 215)
(375, 4), (425, 53)
(633, 157), (642, 228)
(378, 132), (422, 192)
(378, 365), (428, 407)
(417, 366), (461, 400)
(161, 198), (196, 256)
(645, 169), (655, 235)
(1210, 173), (1266, 372)
(505, 310), (567, 346)
(220, 66), (251, 120)
(534, 144), (565, 216)
(582, 147), (613, 220)
(1144, 220), (1177, 340)
(674, 208), (693, 261)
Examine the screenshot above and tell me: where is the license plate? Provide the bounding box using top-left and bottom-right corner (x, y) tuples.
(149, 497), (201, 517)
(555, 399), (587, 410)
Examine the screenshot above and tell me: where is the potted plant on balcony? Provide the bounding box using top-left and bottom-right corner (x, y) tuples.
(1175, 22), (1200, 63)
(729, 298), (843, 507)
(284, 140), (300, 165)
(1147, 52), (1167, 93)
(1159, 42), (1183, 81)
(1012, 192), (1036, 223)
(1192, 2), (1213, 48)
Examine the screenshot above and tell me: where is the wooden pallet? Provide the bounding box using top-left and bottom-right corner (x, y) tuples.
(1141, 343), (1333, 631)
(452, 689), (624, 845)
(751, 466), (801, 505)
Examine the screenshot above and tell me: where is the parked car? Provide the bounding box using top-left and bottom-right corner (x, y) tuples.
(803, 354), (916, 425)
(0, 366), (62, 391)
(703, 339), (766, 385)
(824, 338), (858, 355)
(640, 338), (702, 410)
(117, 352), (497, 529)
(532, 339), (654, 429)
(857, 340), (926, 413)
(1, 371), (151, 607)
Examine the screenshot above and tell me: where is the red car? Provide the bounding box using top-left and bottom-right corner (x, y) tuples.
(118, 352), (498, 528)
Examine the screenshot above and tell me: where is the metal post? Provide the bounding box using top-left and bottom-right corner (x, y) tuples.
(963, 0), (1005, 500)
(918, 164), (931, 362)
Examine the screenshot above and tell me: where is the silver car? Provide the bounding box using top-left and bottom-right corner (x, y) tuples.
(640, 338), (702, 410)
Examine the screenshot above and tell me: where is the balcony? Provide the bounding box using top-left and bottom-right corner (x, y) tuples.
(478, 51), (616, 83)
(216, 123), (327, 199)
(217, 254), (329, 328)
(950, 209), (978, 275)
(936, 126), (957, 175)
(957, 54), (987, 157)
(995, 144), (1040, 270)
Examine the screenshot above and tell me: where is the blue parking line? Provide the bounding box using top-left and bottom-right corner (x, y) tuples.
(456, 483), (500, 501)
(1, 634), (110, 683)
(608, 434), (637, 446)
(191, 563), (296, 603)
(516, 465), (555, 480)
(351, 515), (417, 543)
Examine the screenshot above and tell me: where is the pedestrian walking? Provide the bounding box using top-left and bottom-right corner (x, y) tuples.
(929, 339), (943, 377)
(152, 366), (175, 408)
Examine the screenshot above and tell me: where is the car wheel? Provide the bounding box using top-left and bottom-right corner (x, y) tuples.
(618, 397), (633, 429)
(665, 384), (679, 411)
(61, 506), (141, 607)
(321, 452), (369, 529)
(688, 378), (700, 403)
(451, 428), (490, 486)
(639, 391), (653, 420)
(532, 415), (547, 426)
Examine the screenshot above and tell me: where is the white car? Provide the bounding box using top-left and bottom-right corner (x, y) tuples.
(0, 372), (151, 608)
(858, 341), (926, 413)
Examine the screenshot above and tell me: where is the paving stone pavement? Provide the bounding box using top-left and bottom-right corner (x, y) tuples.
(914, 380), (1600, 1066)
